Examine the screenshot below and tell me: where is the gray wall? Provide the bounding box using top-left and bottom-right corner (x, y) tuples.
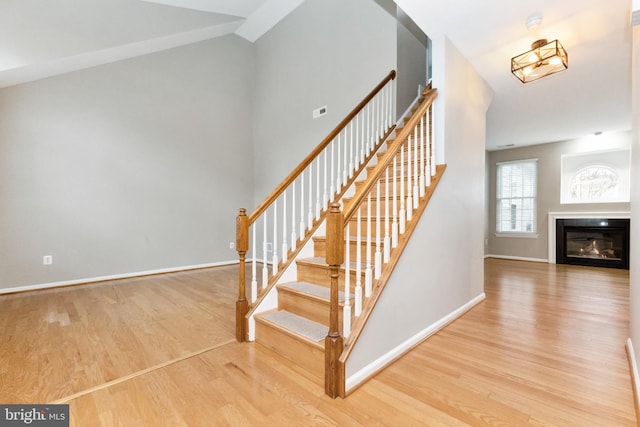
(251, 0), (397, 204)
(0, 36), (255, 289)
(396, 6), (427, 118)
(346, 36), (492, 382)
(486, 132), (631, 261)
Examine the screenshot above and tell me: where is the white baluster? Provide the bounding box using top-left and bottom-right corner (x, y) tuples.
(251, 225), (257, 302)
(372, 99), (377, 150)
(370, 100), (375, 153)
(374, 180), (382, 280)
(375, 93), (380, 143)
(349, 122), (354, 178)
(316, 157), (321, 220)
(387, 82), (393, 130)
(413, 126), (419, 209)
(406, 137), (413, 222)
(343, 129), (348, 187)
(291, 180), (297, 251)
(365, 193), (372, 297)
(330, 140), (336, 198)
(426, 110), (431, 186)
(381, 84), (386, 132)
(383, 83), (389, 131)
(364, 103), (369, 156)
(336, 133), (342, 194)
(419, 114), (426, 196)
(282, 190), (288, 263)
(355, 207), (362, 316)
(361, 108), (366, 159)
(430, 106), (436, 177)
(300, 174), (305, 237)
(384, 166), (391, 263)
(273, 201), (278, 275)
(262, 214), (268, 289)
(399, 147), (406, 234)
(393, 79), (396, 126)
(358, 112), (364, 165)
(392, 154), (399, 248)
(378, 90), (386, 138)
(323, 150), (329, 208)
(343, 227), (351, 338)
(308, 167), (313, 231)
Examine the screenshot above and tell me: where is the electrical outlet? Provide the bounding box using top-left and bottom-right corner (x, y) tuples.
(43, 255), (53, 265)
(264, 242), (273, 253)
(229, 241), (235, 249)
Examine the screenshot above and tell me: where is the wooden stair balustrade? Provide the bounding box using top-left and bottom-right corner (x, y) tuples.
(235, 70), (397, 343)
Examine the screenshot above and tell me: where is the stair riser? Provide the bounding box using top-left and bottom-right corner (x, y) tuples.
(297, 262), (368, 288)
(278, 290), (352, 328)
(355, 178), (429, 195)
(314, 238), (385, 260)
(344, 199), (418, 218)
(378, 147), (431, 163)
(347, 218), (405, 238)
(367, 163), (429, 177)
(255, 319), (324, 384)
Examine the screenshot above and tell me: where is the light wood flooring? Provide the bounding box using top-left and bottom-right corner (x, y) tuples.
(0, 259), (635, 426)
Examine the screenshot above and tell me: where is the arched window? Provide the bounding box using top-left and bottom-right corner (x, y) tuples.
(569, 165), (619, 202)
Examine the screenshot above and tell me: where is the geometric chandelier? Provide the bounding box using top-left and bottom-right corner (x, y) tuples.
(511, 39), (568, 83)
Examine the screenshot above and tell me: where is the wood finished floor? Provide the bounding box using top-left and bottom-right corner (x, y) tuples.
(0, 259), (635, 426)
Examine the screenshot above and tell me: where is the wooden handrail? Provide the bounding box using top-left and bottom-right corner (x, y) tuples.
(342, 88), (437, 223)
(248, 70), (397, 225)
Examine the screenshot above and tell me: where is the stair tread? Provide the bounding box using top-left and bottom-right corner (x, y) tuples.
(279, 281), (353, 301)
(259, 310), (328, 343)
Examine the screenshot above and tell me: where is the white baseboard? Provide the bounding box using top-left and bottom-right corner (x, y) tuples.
(484, 254), (548, 263)
(0, 260), (239, 295)
(345, 292), (486, 392)
(626, 338), (640, 418)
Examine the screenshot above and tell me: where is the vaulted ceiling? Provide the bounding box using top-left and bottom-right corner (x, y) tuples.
(1, 0), (633, 151)
(0, 0), (302, 88)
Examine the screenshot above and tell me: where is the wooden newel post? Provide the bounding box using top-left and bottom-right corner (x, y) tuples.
(325, 203), (344, 398)
(236, 208), (249, 342)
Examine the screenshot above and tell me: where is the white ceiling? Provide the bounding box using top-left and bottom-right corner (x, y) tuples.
(396, 0), (633, 150)
(0, 0), (633, 151)
(0, 0), (302, 88)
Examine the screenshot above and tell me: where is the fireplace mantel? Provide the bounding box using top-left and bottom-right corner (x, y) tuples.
(547, 211), (631, 264)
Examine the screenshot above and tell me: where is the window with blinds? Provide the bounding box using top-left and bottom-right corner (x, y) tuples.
(496, 159), (537, 234)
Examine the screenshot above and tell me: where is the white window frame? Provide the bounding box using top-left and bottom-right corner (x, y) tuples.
(496, 159), (538, 237)
(560, 149), (630, 204)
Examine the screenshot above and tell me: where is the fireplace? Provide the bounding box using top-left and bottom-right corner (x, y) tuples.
(556, 218), (630, 269)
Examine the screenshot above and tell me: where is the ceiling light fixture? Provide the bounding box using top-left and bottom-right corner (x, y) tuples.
(511, 38), (568, 83)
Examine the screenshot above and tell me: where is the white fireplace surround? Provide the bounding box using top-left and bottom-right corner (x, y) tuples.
(547, 211), (631, 264)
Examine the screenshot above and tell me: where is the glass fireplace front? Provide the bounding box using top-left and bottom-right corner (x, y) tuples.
(556, 218), (629, 269)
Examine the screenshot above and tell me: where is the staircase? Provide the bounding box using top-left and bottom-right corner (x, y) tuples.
(235, 71), (444, 398)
